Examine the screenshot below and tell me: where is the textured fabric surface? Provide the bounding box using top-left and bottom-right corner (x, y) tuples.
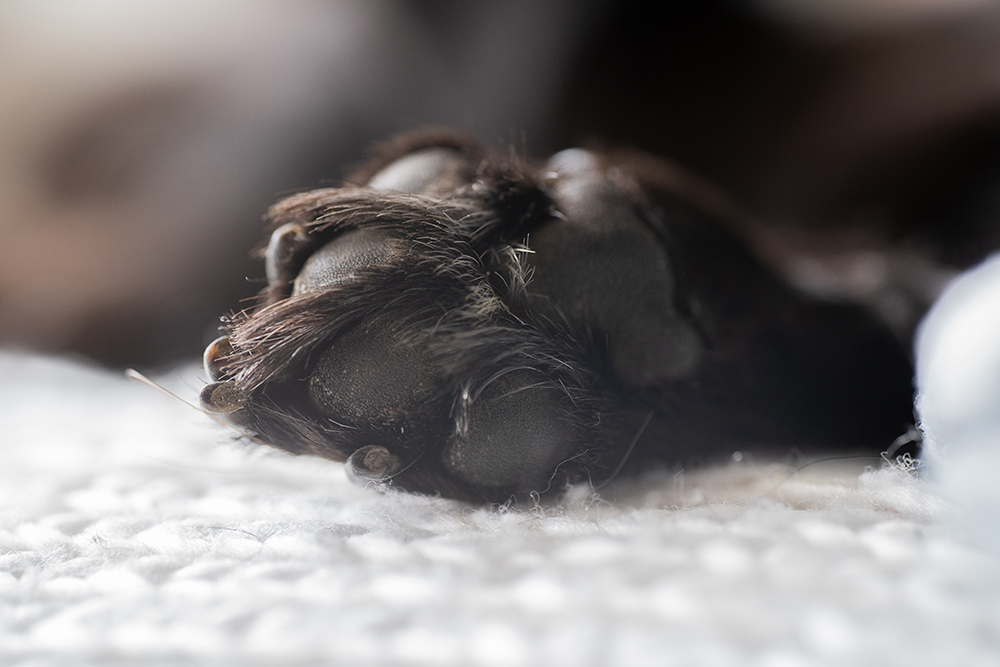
(0, 351), (998, 667)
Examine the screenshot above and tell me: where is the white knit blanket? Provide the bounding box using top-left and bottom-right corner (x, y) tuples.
(1, 351), (997, 667)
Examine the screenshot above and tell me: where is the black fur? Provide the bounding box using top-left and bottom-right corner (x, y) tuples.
(203, 130), (915, 503)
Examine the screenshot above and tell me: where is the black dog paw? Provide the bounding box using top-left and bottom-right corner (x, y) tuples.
(202, 130), (915, 502)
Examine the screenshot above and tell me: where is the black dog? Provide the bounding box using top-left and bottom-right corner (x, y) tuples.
(200, 130), (914, 503)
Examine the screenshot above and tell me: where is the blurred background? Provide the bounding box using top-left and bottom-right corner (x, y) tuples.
(2, 0), (999, 369)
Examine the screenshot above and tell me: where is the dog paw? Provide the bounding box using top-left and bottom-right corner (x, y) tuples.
(202, 131), (915, 502)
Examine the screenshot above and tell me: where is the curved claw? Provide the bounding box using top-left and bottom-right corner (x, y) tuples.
(203, 336), (233, 381)
(199, 380), (246, 414)
(345, 445), (402, 485)
(265, 222), (311, 288)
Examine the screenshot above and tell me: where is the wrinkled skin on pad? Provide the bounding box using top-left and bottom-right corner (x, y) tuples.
(201, 130), (915, 503)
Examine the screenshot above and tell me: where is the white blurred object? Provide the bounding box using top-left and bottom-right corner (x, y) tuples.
(917, 252), (1000, 557)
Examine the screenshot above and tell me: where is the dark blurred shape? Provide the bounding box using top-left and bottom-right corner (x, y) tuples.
(554, 0), (1000, 231)
(552, 0), (1000, 341)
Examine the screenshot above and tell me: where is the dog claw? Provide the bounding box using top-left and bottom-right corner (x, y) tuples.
(265, 222), (311, 288)
(345, 445), (401, 484)
(199, 380), (246, 414)
(203, 336), (233, 381)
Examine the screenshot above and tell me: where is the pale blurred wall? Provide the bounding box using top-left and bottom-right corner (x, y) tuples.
(0, 0), (601, 367)
(2, 0), (999, 368)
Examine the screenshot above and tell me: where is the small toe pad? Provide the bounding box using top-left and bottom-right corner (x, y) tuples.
(443, 371), (575, 490)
